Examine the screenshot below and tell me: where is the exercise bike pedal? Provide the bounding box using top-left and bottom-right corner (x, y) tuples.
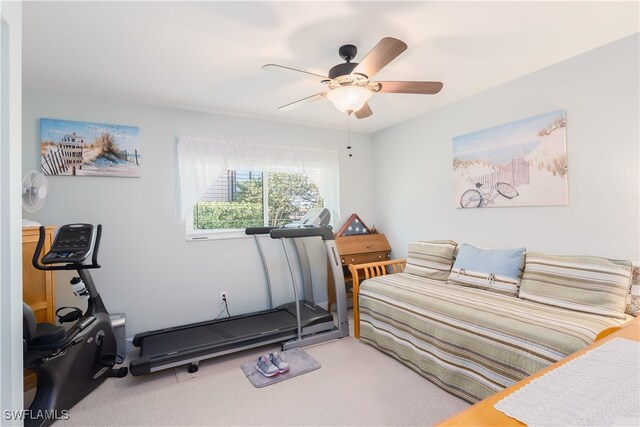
(108, 367), (128, 378)
(99, 353), (125, 368)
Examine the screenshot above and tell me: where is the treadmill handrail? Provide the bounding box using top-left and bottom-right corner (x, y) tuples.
(270, 225), (334, 241)
(245, 227), (278, 235)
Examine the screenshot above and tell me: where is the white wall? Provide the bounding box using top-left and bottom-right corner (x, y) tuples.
(372, 34), (639, 262)
(22, 88), (375, 338)
(0, 0), (23, 421)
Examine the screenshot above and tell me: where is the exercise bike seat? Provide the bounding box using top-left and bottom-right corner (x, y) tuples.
(23, 302), (65, 347)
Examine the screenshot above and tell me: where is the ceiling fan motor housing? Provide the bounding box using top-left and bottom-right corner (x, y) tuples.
(328, 62), (359, 80)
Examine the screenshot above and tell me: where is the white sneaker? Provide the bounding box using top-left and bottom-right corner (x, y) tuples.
(256, 355), (279, 377)
(270, 352), (290, 373)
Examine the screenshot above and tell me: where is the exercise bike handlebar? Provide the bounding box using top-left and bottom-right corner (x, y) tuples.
(270, 225), (334, 241)
(32, 224), (103, 271)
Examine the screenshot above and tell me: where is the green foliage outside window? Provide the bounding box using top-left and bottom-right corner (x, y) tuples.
(193, 201), (264, 230)
(193, 172), (323, 230)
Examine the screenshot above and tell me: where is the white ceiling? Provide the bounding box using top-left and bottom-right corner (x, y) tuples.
(23, 1), (639, 134)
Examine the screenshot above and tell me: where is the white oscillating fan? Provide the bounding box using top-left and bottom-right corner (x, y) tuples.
(22, 170), (49, 226)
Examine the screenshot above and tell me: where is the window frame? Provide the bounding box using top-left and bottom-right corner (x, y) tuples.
(186, 169), (324, 241)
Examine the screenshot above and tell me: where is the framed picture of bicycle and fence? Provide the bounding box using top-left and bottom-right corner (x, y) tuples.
(452, 109), (568, 209)
(40, 118), (141, 177)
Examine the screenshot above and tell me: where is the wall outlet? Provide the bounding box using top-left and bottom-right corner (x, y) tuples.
(219, 291), (228, 303)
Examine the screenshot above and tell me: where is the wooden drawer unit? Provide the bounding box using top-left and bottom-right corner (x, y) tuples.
(341, 251), (390, 266)
(336, 234), (391, 261)
(328, 233), (391, 312)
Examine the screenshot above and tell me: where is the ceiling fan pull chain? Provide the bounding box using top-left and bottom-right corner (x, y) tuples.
(347, 114), (353, 158)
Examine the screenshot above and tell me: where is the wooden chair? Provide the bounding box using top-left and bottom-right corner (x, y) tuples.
(348, 259), (407, 338)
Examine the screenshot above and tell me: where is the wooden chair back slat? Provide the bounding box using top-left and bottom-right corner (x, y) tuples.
(349, 259), (407, 338)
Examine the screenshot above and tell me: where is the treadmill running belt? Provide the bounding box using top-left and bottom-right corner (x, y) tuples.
(139, 310), (297, 357)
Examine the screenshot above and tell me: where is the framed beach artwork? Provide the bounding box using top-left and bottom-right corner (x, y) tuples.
(452, 110), (568, 209)
(40, 118), (141, 177)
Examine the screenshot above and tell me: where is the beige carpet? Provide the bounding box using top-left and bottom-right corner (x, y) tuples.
(42, 316), (469, 426)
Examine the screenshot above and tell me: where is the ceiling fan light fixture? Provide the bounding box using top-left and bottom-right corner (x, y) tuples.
(326, 86), (372, 114)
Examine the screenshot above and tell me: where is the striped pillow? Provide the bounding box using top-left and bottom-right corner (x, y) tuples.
(519, 253), (633, 319)
(447, 244), (526, 296)
(404, 240), (458, 281)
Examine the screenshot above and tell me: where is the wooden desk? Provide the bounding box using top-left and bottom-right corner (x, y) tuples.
(437, 316), (640, 426)
(327, 234), (391, 312)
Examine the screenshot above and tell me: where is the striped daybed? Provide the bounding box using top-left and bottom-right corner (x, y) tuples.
(352, 241), (637, 403)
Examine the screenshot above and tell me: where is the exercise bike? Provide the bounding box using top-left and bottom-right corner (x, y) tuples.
(23, 224), (127, 427)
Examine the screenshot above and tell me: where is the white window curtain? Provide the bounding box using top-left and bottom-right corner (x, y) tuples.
(174, 136), (340, 226)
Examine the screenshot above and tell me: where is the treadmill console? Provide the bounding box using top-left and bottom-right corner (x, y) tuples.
(285, 207), (330, 228)
(42, 224), (95, 264)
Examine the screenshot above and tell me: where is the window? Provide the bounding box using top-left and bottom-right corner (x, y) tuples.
(176, 137), (339, 239)
(190, 170), (324, 234)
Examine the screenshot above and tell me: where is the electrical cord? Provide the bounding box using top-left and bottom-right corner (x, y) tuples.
(224, 296), (231, 317)
(213, 305), (226, 319)
(214, 297), (231, 320)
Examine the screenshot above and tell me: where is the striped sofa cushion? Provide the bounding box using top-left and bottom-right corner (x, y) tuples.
(447, 243), (526, 296)
(404, 240), (457, 281)
(519, 253), (633, 319)
(359, 273), (629, 403)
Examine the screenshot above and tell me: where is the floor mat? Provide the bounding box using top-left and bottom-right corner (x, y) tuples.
(241, 348), (320, 388)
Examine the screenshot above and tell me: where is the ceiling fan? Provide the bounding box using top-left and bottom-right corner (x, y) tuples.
(262, 37), (443, 119)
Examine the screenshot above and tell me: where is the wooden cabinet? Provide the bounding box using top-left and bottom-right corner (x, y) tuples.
(23, 226), (56, 323)
(327, 233), (391, 312)
(23, 226), (56, 389)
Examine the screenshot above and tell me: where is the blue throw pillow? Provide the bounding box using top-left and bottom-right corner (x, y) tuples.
(447, 243), (526, 296)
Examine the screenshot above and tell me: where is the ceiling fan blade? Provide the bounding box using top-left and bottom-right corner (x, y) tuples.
(278, 92), (327, 111)
(376, 81), (443, 94)
(262, 64), (335, 84)
(351, 37), (407, 79)
(354, 103), (373, 119)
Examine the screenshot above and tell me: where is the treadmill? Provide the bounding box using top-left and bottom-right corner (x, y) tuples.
(129, 209), (349, 376)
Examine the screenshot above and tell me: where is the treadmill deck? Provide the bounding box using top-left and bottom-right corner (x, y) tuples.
(140, 310), (298, 356)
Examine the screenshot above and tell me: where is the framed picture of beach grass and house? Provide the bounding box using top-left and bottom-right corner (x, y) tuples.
(452, 110), (568, 209)
(40, 118), (141, 177)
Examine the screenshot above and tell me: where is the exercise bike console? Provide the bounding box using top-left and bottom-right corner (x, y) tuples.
(40, 223), (97, 265)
